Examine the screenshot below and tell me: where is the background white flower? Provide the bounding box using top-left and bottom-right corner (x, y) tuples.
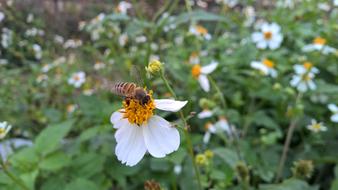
(306, 120), (327, 133)
(191, 61), (218, 92)
(250, 59), (277, 78)
(251, 22), (283, 49)
(302, 37), (336, 54)
(0, 121), (12, 139)
(290, 63), (318, 92)
(68, 71), (86, 88)
(328, 104), (338, 123)
(111, 99), (188, 166)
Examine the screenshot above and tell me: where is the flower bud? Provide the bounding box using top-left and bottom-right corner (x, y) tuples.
(292, 160), (314, 179)
(195, 154), (207, 166)
(235, 162), (250, 183)
(146, 60), (163, 75)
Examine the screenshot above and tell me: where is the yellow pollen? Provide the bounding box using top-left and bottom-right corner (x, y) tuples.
(264, 31), (273, 40)
(313, 37), (326, 45)
(263, 59), (275, 68)
(73, 75), (80, 81)
(303, 62), (313, 70)
(0, 128), (5, 134)
(204, 122), (213, 130)
(302, 74), (311, 81)
(122, 93), (155, 125)
(312, 124), (321, 130)
(195, 25), (208, 35)
(191, 64), (201, 78)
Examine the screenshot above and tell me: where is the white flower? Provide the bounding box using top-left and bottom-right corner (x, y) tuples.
(33, 44), (42, 59)
(250, 59), (277, 78)
(135, 35), (147, 43)
(203, 122), (217, 144)
(335, 0), (338, 6)
(174, 164), (182, 175)
(302, 37), (336, 54)
(197, 109), (213, 119)
(0, 11), (5, 22)
(63, 39), (82, 49)
(328, 104), (338, 123)
(1, 28), (13, 48)
(0, 121), (12, 139)
(306, 119), (327, 133)
(26, 13), (34, 23)
(116, 1), (132, 14)
(68, 71), (86, 88)
(290, 62), (318, 92)
(119, 33), (128, 47)
(94, 61), (106, 70)
(111, 96), (188, 166)
(191, 61), (218, 92)
(251, 22), (283, 49)
(189, 25), (211, 40)
(54, 35), (64, 44)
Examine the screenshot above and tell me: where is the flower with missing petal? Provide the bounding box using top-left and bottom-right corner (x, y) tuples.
(306, 119), (327, 133)
(290, 62), (319, 92)
(0, 121), (12, 139)
(110, 90), (188, 166)
(189, 25), (211, 40)
(191, 61), (218, 92)
(302, 37), (336, 54)
(251, 22), (283, 49)
(328, 104), (338, 123)
(250, 58), (277, 78)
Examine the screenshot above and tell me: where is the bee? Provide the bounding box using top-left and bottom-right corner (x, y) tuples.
(112, 82), (151, 105)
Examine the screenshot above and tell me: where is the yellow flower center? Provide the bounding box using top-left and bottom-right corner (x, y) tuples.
(0, 128), (5, 135)
(313, 37), (326, 45)
(263, 59), (275, 68)
(302, 74), (311, 81)
(264, 31), (273, 40)
(303, 62), (313, 70)
(191, 64), (201, 78)
(195, 25), (208, 35)
(312, 123), (321, 130)
(204, 122), (213, 131)
(73, 75), (80, 81)
(122, 92), (155, 125)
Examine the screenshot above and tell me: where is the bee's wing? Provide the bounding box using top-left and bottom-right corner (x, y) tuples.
(130, 65), (144, 87)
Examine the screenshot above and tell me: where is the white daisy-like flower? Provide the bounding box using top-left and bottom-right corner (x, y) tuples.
(197, 109), (213, 119)
(118, 33), (128, 47)
(26, 13), (34, 23)
(214, 117), (236, 138)
(328, 104), (338, 123)
(203, 122), (217, 144)
(68, 71), (86, 88)
(32, 44), (42, 59)
(250, 58), (278, 78)
(189, 25), (212, 40)
(251, 22), (283, 49)
(94, 61), (106, 70)
(191, 61), (218, 92)
(0, 11), (5, 22)
(111, 92), (188, 167)
(306, 119), (327, 133)
(116, 1), (132, 14)
(290, 62), (319, 92)
(0, 121), (12, 139)
(302, 37), (336, 54)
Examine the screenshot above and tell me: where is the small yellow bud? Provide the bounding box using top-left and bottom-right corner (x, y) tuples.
(195, 154), (207, 166)
(204, 150), (214, 159)
(292, 160), (314, 179)
(146, 60), (163, 75)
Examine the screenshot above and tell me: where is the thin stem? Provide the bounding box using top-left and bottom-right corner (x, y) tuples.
(184, 0), (192, 13)
(160, 71), (203, 190)
(208, 76), (227, 109)
(0, 157), (30, 190)
(275, 119), (298, 182)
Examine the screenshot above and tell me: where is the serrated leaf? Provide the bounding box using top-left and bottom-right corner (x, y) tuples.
(39, 151), (70, 171)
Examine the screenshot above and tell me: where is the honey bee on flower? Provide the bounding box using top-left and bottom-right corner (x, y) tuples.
(251, 22), (283, 49)
(250, 58), (277, 78)
(189, 25), (212, 40)
(191, 60), (218, 92)
(302, 37), (336, 54)
(110, 82), (188, 166)
(290, 62), (318, 92)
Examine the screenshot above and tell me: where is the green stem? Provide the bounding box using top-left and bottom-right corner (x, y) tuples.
(160, 71), (203, 190)
(0, 157), (30, 190)
(208, 76), (227, 109)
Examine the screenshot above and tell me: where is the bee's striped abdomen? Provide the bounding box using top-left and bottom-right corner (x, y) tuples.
(113, 82), (136, 97)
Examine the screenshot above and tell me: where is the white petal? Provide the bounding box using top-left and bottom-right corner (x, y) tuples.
(251, 62), (268, 75)
(257, 40), (268, 49)
(328, 104), (338, 112)
(261, 23), (271, 32)
(154, 99), (188, 112)
(331, 114), (338, 123)
(294, 65), (306, 74)
(142, 116), (180, 158)
(197, 110), (213, 119)
(114, 123), (147, 166)
(251, 32), (263, 42)
(269, 69), (278, 78)
(203, 132), (211, 144)
(110, 110), (124, 127)
(308, 80), (316, 90)
(198, 75), (210, 92)
(297, 82), (307, 92)
(201, 61), (218, 74)
(270, 23), (281, 33)
(290, 75), (301, 87)
(302, 44), (315, 52)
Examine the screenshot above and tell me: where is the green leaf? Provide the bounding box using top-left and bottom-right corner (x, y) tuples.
(65, 178), (99, 190)
(9, 147), (39, 172)
(260, 179), (318, 190)
(331, 179), (338, 190)
(20, 170), (38, 190)
(39, 151), (70, 171)
(173, 10), (229, 25)
(213, 148), (239, 168)
(34, 120), (74, 155)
